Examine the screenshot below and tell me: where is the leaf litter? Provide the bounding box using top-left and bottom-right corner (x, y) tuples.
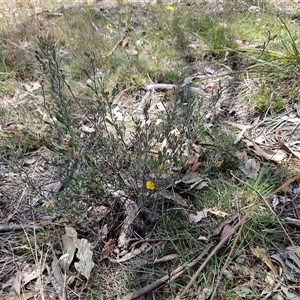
(189, 207), (228, 224)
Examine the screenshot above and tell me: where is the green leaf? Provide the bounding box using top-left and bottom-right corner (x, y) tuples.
(52, 48), (56, 61)
(105, 118), (114, 126)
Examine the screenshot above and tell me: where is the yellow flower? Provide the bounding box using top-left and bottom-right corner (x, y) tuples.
(146, 181), (155, 191)
(45, 202), (52, 209)
(87, 1), (93, 7)
(215, 160), (223, 167)
(166, 5), (174, 10)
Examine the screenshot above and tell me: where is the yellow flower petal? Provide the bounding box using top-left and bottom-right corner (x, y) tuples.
(146, 181), (155, 191)
(166, 5), (174, 10)
(215, 160), (223, 167)
(45, 202), (52, 209)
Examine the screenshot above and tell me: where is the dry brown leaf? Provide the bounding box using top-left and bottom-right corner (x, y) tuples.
(191, 162), (201, 172)
(115, 242), (149, 262)
(100, 239), (117, 261)
(224, 120), (252, 130)
(234, 128), (247, 144)
(23, 155), (39, 165)
(92, 205), (111, 221)
(176, 172), (208, 191)
(184, 155), (199, 167)
(282, 143), (300, 159)
(3, 124), (24, 132)
(251, 141), (286, 162)
(65, 226), (81, 249)
(125, 48), (138, 55)
(220, 224), (234, 243)
(192, 143), (202, 153)
(159, 190), (188, 207)
(239, 158), (260, 179)
(209, 207), (229, 218)
(118, 198), (139, 248)
(212, 213), (238, 236)
(235, 150), (244, 160)
(264, 272), (276, 288)
(154, 254), (180, 264)
(251, 246), (278, 275)
(121, 37), (129, 47)
(189, 208), (209, 223)
(190, 208), (229, 224)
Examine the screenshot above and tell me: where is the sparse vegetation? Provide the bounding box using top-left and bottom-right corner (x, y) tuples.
(1, 1), (300, 299)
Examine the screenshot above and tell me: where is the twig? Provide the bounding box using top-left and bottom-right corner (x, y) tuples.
(209, 173), (300, 298)
(105, 37), (126, 57)
(122, 173), (300, 299)
(230, 171), (300, 259)
(144, 83), (211, 98)
(121, 244), (211, 300)
(209, 212), (247, 299)
(176, 209), (254, 300)
(0, 224), (43, 232)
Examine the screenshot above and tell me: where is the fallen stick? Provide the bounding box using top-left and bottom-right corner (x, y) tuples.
(205, 173), (300, 300)
(121, 244), (211, 300)
(144, 83), (211, 98)
(176, 223), (237, 299)
(106, 37), (126, 58)
(0, 224), (43, 232)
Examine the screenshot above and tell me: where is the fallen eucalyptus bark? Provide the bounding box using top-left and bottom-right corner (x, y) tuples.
(106, 185), (140, 249)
